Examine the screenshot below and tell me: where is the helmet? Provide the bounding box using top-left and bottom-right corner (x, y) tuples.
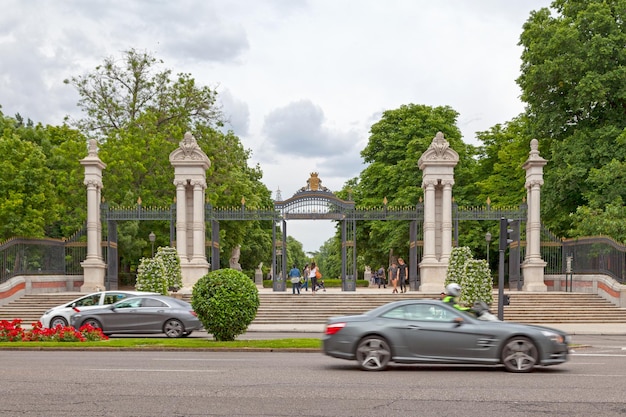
(446, 283), (461, 297)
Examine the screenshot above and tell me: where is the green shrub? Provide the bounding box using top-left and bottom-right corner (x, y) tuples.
(192, 269), (260, 341)
(135, 257), (168, 294)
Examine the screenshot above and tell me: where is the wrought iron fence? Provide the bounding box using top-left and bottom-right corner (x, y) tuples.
(542, 231), (626, 284)
(0, 237), (78, 284)
(2, 224), (626, 285)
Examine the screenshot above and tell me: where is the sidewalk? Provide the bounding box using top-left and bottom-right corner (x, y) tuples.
(252, 285), (626, 335)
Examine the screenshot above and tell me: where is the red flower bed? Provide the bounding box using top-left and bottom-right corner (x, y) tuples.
(0, 319), (108, 342)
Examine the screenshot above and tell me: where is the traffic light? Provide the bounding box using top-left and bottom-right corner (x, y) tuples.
(499, 217), (520, 250)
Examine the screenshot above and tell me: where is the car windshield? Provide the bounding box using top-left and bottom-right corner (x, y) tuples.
(113, 298), (143, 309)
(73, 294), (101, 307)
(380, 303), (462, 322)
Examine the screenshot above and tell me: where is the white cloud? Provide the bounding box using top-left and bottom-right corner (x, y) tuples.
(0, 0), (553, 252)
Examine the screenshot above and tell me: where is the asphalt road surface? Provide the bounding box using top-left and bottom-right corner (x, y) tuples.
(2, 336), (626, 417)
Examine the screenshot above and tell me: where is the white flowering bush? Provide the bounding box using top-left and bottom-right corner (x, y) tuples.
(446, 247), (492, 307)
(445, 246), (472, 287)
(460, 259), (493, 306)
(136, 257), (168, 294)
(156, 246), (183, 292)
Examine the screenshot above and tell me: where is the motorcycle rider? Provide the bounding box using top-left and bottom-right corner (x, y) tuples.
(442, 283), (471, 312)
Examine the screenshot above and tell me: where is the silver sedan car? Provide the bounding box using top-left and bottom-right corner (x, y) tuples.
(322, 299), (570, 372)
(70, 295), (202, 338)
(39, 290), (158, 328)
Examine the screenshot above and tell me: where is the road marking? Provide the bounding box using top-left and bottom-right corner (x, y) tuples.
(572, 353), (626, 357)
(151, 358), (255, 361)
(90, 368), (220, 372)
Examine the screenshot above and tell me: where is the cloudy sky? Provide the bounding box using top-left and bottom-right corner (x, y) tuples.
(1, 0), (552, 253)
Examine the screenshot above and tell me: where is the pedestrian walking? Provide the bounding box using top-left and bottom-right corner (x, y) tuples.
(388, 261), (399, 294)
(398, 258), (408, 293)
(289, 264), (301, 295)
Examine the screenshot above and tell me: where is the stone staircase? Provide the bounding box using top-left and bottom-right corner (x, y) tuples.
(2, 291), (626, 326)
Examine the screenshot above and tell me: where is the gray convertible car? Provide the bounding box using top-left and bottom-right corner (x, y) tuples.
(322, 299), (570, 372)
(70, 295), (202, 338)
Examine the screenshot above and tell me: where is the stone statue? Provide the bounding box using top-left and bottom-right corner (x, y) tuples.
(229, 245), (242, 271)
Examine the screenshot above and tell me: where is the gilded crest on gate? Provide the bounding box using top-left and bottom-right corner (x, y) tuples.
(308, 172), (321, 191)
(297, 172), (329, 193)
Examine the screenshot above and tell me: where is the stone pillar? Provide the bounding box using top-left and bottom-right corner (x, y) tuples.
(417, 132), (459, 292)
(522, 139), (548, 292)
(174, 180), (187, 260)
(169, 132), (211, 292)
(80, 139), (107, 292)
(441, 180), (453, 265)
(192, 180), (206, 262)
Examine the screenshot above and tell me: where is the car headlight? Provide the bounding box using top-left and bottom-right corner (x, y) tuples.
(541, 330), (565, 344)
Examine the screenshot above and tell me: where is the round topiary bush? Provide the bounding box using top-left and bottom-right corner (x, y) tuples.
(191, 268), (260, 341)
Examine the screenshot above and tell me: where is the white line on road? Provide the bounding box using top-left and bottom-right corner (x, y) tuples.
(90, 368), (221, 372)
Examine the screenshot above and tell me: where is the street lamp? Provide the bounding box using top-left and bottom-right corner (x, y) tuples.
(485, 231), (492, 265)
(149, 232), (156, 257)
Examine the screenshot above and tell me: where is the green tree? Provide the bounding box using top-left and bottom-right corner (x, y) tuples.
(351, 104), (478, 268)
(65, 48), (221, 140)
(0, 115), (56, 238)
(66, 50), (274, 277)
(518, 0), (626, 236)
(0, 112), (87, 240)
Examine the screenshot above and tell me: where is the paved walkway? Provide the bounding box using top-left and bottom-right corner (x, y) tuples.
(249, 285), (626, 335)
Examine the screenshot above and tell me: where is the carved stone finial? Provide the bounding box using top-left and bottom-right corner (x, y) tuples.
(180, 132), (200, 157)
(430, 132), (449, 158)
(529, 138), (541, 159)
(87, 139), (98, 156)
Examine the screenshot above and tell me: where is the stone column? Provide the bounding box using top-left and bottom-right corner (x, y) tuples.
(522, 139), (548, 291)
(174, 180), (187, 261)
(441, 180), (454, 265)
(422, 180), (437, 262)
(169, 133), (211, 292)
(192, 180), (206, 262)
(417, 132), (459, 292)
(80, 139), (107, 292)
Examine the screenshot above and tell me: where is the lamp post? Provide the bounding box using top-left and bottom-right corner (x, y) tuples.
(485, 231), (492, 265)
(149, 232), (156, 257)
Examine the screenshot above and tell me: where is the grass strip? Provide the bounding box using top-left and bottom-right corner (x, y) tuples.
(0, 337), (322, 350)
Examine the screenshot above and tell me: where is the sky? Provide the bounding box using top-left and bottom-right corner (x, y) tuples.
(0, 0), (553, 254)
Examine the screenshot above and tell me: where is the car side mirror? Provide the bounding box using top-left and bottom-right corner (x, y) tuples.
(453, 317), (464, 327)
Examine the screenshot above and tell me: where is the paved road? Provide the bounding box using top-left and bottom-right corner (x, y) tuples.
(3, 336), (626, 416)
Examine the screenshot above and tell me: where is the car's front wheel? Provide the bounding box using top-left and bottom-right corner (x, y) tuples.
(50, 316), (68, 328)
(163, 319), (185, 338)
(501, 336), (538, 373)
(355, 336), (391, 371)
(81, 318), (103, 331)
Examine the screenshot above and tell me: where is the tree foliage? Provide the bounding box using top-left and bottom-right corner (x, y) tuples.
(351, 104), (479, 268)
(65, 50), (274, 276)
(0, 112), (86, 240)
(518, 0), (626, 237)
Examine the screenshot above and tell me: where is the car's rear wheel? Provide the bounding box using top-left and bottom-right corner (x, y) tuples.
(355, 336), (391, 371)
(164, 319), (185, 338)
(501, 336), (538, 373)
(181, 331), (193, 337)
(50, 316), (68, 328)
(81, 318), (102, 331)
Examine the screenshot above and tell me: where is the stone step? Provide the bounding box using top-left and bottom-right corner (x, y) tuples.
(2, 291), (625, 326)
